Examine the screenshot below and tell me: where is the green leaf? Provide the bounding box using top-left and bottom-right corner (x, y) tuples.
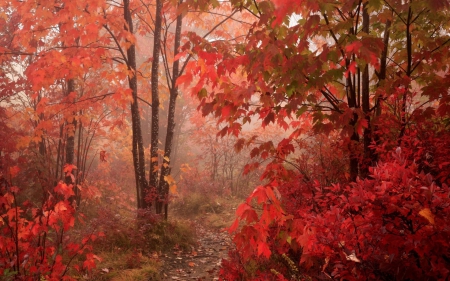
(197, 88), (207, 99)
(286, 235), (292, 245)
(286, 81), (298, 97)
(263, 71), (271, 82)
(296, 105), (308, 117)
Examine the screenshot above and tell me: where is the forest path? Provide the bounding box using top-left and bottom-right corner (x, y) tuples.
(158, 218), (232, 281)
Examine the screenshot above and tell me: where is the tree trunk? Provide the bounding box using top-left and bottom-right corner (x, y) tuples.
(346, 62), (359, 181)
(159, 3), (183, 219)
(55, 124), (64, 182)
(372, 19), (391, 163)
(361, 3), (371, 178)
(124, 0), (148, 209)
(151, 0), (163, 213)
(398, 6), (413, 143)
(65, 79), (78, 203)
(75, 111), (83, 203)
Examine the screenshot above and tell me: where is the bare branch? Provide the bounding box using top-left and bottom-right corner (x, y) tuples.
(102, 24), (129, 66)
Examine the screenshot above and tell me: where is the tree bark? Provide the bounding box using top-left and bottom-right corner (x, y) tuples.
(373, 19), (391, 163)
(55, 124), (64, 182)
(65, 79), (78, 203)
(124, 0), (148, 209)
(151, 0), (163, 213)
(159, 1), (183, 219)
(347, 64), (359, 181)
(398, 6), (413, 143)
(361, 3), (371, 178)
(75, 110), (83, 202)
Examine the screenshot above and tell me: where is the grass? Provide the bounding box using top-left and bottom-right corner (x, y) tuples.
(142, 219), (197, 252)
(171, 192), (241, 230)
(74, 250), (160, 281)
(65, 190), (241, 280)
(68, 208), (197, 280)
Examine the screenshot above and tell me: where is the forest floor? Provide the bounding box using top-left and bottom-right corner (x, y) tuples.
(157, 201), (238, 281)
(158, 219), (232, 280)
(82, 196), (239, 281)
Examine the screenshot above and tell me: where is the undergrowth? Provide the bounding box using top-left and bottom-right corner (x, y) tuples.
(68, 204), (196, 280)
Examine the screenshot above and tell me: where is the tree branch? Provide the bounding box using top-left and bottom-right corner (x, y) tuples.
(102, 24), (129, 66)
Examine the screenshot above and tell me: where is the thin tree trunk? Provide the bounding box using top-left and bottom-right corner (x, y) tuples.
(75, 111), (83, 202)
(124, 0), (148, 209)
(55, 124), (64, 183)
(373, 19), (391, 163)
(398, 7), (413, 143)
(151, 0), (163, 213)
(159, 2), (183, 219)
(347, 65), (359, 181)
(65, 79), (77, 188)
(361, 3), (371, 178)
(60, 135), (66, 182)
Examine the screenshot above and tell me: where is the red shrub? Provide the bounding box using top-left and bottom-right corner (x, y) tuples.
(0, 176), (100, 280)
(223, 147), (450, 280)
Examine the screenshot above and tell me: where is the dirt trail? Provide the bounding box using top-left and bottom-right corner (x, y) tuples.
(159, 220), (232, 280)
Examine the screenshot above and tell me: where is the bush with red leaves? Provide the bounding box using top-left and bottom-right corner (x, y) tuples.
(221, 145), (450, 280)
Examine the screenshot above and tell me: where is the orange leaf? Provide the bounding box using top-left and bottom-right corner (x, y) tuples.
(419, 208), (435, 225)
(63, 164), (77, 173)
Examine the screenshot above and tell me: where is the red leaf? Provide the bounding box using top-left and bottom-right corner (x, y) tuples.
(345, 41), (363, 53)
(100, 150), (107, 162)
(9, 166), (20, 178)
(356, 117), (368, 135)
(63, 164), (77, 173)
(236, 203), (251, 217)
(257, 241), (271, 258)
(175, 73), (192, 87)
(173, 50), (187, 61)
(221, 105), (233, 119)
(54, 182), (75, 199)
(229, 218), (239, 234)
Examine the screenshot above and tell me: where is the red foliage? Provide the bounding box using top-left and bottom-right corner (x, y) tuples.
(302, 152), (450, 280)
(0, 176), (100, 280)
(222, 140), (450, 280)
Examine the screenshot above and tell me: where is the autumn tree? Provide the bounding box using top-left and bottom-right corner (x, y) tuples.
(0, 0), (117, 194)
(181, 0), (450, 279)
(129, 0), (251, 216)
(186, 0), (450, 181)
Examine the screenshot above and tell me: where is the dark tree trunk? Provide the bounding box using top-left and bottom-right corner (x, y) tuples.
(361, 3), (371, 178)
(151, 0), (163, 213)
(65, 79), (79, 205)
(65, 79), (76, 184)
(55, 124), (64, 182)
(347, 64), (359, 181)
(398, 6), (413, 143)
(124, 0), (148, 209)
(75, 110), (83, 202)
(373, 19), (391, 163)
(159, 2), (183, 219)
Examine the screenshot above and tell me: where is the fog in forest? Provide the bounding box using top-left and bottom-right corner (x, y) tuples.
(1, 0), (450, 280)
